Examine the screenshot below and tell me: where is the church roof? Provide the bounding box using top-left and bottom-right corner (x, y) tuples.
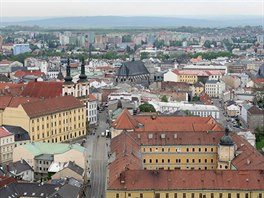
(117, 60), (149, 77)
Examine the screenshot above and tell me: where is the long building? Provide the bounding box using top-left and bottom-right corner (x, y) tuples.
(1, 95), (86, 143)
(106, 110), (264, 198)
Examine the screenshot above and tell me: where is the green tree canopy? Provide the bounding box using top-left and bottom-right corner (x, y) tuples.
(161, 95), (168, 102)
(139, 103), (156, 112)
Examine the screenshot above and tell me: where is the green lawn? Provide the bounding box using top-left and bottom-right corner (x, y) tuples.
(256, 138), (264, 151)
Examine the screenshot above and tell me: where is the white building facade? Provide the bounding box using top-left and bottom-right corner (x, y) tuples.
(205, 80), (225, 98)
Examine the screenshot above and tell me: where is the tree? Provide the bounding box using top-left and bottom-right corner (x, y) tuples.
(161, 95), (168, 102)
(139, 103), (156, 112)
(140, 52), (149, 60)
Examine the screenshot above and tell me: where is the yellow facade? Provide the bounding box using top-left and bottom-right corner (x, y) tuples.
(179, 75), (198, 84)
(141, 145), (218, 170)
(3, 105), (86, 143)
(107, 191), (264, 198)
(194, 86), (204, 96)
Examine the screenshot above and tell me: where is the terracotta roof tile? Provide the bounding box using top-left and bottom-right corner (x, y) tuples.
(21, 95), (84, 118)
(0, 127), (13, 138)
(112, 109), (140, 130)
(14, 70), (45, 78)
(88, 94), (97, 101)
(21, 81), (63, 98)
(0, 176), (16, 188)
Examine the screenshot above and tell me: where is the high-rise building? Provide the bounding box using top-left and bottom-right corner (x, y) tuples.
(13, 44), (31, 55)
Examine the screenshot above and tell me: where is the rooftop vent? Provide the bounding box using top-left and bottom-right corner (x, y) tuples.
(137, 134), (141, 139)
(161, 134), (166, 139)
(174, 134), (178, 139)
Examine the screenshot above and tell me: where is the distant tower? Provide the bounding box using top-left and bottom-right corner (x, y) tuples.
(217, 128), (235, 170)
(78, 57), (89, 97)
(57, 63), (64, 81)
(0, 35), (3, 49)
(62, 58), (74, 96)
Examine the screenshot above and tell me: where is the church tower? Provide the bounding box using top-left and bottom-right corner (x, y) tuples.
(217, 128), (235, 170)
(62, 58), (74, 96)
(77, 58), (89, 97)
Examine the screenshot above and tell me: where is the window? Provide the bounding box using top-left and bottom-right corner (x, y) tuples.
(219, 193), (223, 198)
(245, 194), (249, 198)
(259, 194), (262, 198)
(192, 159), (195, 163)
(211, 193), (214, 198)
(174, 193), (177, 198)
(205, 159), (207, 163)
(140, 194), (143, 198)
(199, 148), (201, 152)
(187, 148), (189, 152)
(156, 159), (158, 163)
(211, 148), (214, 152)
(166, 193), (169, 198)
(149, 159), (152, 163)
(211, 159), (214, 163)
(183, 193), (186, 198)
(228, 193), (231, 198)
(200, 193), (203, 198)
(192, 148), (195, 152)
(150, 148), (152, 152)
(237, 194), (240, 198)
(162, 148), (164, 152)
(168, 159), (170, 163)
(116, 194), (119, 198)
(162, 159), (164, 163)
(198, 159), (201, 163)
(192, 193), (195, 198)
(186, 159), (189, 163)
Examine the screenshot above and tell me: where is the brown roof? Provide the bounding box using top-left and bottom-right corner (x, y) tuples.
(112, 109), (140, 130)
(88, 94), (97, 101)
(248, 106), (264, 115)
(21, 95), (84, 118)
(21, 81), (63, 99)
(0, 96), (40, 109)
(108, 130), (264, 191)
(113, 110), (222, 132)
(0, 176), (16, 188)
(108, 169), (264, 190)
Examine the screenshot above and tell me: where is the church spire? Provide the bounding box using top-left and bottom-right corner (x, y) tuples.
(64, 58), (73, 83)
(79, 57), (87, 82)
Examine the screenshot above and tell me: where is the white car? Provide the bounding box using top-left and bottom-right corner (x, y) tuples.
(101, 132), (105, 137)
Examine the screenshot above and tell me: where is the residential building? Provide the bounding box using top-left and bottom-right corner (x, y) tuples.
(240, 103), (253, 124)
(2, 95), (86, 143)
(8, 159), (34, 181)
(226, 104), (240, 117)
(13, 44), (31, 55)
(13, 142), (85, 181)
(0, 127), (15, 164)
(50, 161), (84, 182)
(192, 82), (204, 96)
(3, 125), (30, 147)
(247, 105), (264, 129)
(150, 101), (220, 120)
(88, 94), (97, 125)
(205, 80), (225, 98)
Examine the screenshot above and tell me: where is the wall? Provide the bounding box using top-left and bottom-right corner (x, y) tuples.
(51, 168), (83, 181)
(54, 149), (85, 169)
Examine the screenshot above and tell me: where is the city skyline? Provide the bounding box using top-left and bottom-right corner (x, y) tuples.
(1, 0), (263, 17)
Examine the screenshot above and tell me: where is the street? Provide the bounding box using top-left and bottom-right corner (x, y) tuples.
(85, 109), (110, 198)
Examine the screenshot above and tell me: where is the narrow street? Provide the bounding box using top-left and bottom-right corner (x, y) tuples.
(85, 110), (110, 198)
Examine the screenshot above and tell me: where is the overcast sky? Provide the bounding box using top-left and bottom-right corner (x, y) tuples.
(1, 0), (263, 17)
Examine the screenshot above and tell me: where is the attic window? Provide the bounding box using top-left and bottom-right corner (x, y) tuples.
(161, 134), (166, 139)
(148, 134), (153, 139)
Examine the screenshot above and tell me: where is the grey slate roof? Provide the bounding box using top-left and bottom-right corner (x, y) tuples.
(9, 159), (33, 174)
(66, 161), (84, 176)
(0, 182), (59, 198)
(50, 184), (80, 198)
(0, 74), (10, 82)
(117, 60), (149, 77)
(3, 125), (30, 141)
(35, 154), (54, 161)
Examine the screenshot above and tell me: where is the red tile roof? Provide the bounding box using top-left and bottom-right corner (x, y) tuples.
(112, 109), (140, 130)
(0, 83), (25, 96)
(21, 95), (84, 118)
(21, 81), (63, 98)
(113, 110), (222, 132)
(88, 94), (97, 101)
(254, 78), (264, 84)
(172, 69), (224, 77)
(108, 169), (264, 190)
(0, 96), (40, 109)
(0, 60), (12, 65)
(0, 176), (16, 188)
(14, 70), (45, 78)
(108, 131), (264, 191)
(0, 127), (13, 138)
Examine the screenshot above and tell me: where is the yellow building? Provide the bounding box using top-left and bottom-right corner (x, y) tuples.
(192, 82), (205, 96)
(107, 112), (264, 197)
(2, 95), (86, 143)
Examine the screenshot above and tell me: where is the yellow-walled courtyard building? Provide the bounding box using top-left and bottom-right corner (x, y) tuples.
(106, 110), (264, 198)
(0, 95), (86, 143)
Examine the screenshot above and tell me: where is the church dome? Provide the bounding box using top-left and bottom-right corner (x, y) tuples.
(220, 134), (234, 146)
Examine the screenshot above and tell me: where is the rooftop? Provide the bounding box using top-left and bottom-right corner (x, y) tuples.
(21, 142), (85, 156)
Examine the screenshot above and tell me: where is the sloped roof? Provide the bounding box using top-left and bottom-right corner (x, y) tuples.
(0, 127), (13, 138)
(14, 70), (45, 78)
(9, 159), (33, 174)
(117, 60), (149, 76)
(21, 142), (85, 156)
(248, 105), (264, 115)
(112, 109), (140, 130)
(88, 94), (97, 101)
(21, 96), (84, 118)
(21, 81), (63, 98)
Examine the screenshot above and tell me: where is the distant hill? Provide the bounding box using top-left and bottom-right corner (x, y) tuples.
(2, 16), (263, 28)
